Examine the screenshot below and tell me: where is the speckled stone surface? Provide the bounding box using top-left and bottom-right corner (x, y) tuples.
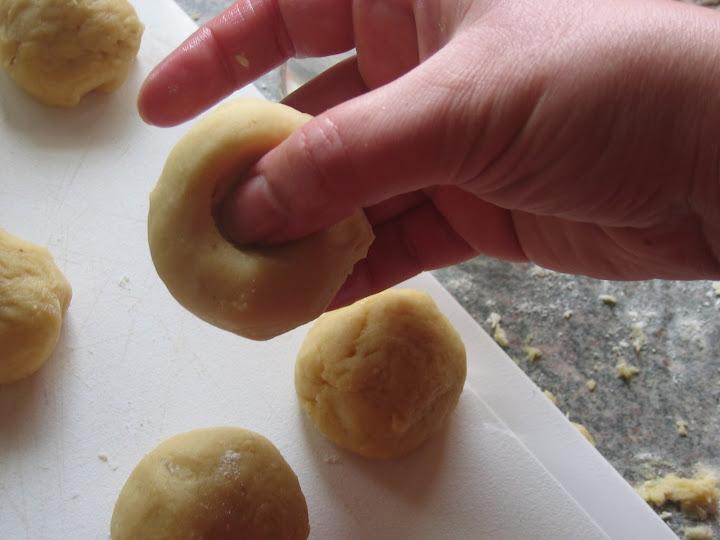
(173, 1), (720, 536)
(436, 261), (720, 536)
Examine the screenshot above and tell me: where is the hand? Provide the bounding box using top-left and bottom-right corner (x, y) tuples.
(139, 0), (720, 306)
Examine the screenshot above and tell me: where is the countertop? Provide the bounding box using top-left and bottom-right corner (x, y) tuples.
(174, 1), (720, 536)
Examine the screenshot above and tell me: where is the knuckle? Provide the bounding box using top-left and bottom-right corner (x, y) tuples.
(203, 26), (240, 88)
(294, 115), (357, 208)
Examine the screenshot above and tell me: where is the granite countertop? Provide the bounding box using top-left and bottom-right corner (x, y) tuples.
(176, 1), (720, 536)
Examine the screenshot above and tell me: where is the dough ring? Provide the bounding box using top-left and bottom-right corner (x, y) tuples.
(110, 427), (310, 540)
(148, 98), (374, 340)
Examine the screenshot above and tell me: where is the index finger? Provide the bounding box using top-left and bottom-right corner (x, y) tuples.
(138, 0), (354, 126)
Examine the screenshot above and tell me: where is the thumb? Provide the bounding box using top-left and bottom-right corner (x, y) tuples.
(220, 56), (484, 245)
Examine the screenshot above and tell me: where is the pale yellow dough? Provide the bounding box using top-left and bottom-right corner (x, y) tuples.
(0, 229), (71, 384)
(636, 469), (719, 520)
(111, 427), (310, 540)
(0, 0), (144, 107)
(295, 289), (467, 459)
(148, 98), (374, 341)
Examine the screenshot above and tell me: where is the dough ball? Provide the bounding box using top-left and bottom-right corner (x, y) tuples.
(148, 98), (374, 341)
(111, 427), (310, 540)
(0, 228), (72, 384)
(295, 289), (467, 459)
(0, 0), (144, 107)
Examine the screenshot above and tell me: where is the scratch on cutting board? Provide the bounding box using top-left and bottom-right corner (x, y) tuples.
(189, 352), (221, 391)
(69, 368), (92, 390)
(53, 146), (90, 214)
(331, 484), (371, 537)
(119, 316), (137, 363)
(58, 373), (66, 500)
(126, 294), (144, 314)
(59, 224), (69, 264)
(70, 334), (127, 352)
(59, 204), (91, 244)
(159, 400), (169, 431)
(0, 479), (29, 535)
(66, 146), (90, 190)
(117, 143), (132, 160)
(18, 469), (30, 535)
(78, 276), (111, 331)
(104, 210), (146, 225)
(155, 316), (173, 342)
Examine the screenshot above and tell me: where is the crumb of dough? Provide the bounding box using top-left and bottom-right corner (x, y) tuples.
(487, 312), (509, 348)
(572, 422), (596, 446)
(676, 419), (689, 437)
(98, 453), (109, 462)
(599, 294), (618, 306)
(637, 469), (720, 520)
(487, 312), (502, 327)
(543, 390), (558, 405)
(563, 309), (573, 320)
(493, 326), (509, 348)
(630, 324), (647, 355)
(524, 346), (542, 363)
(616, 358), (640, 381)
(684, 525), (714, 540)
(712, 282), (720, 297)
(235, 54), (250, 68)
(586, 379), (597, 392)
(658, 511), (672, 521)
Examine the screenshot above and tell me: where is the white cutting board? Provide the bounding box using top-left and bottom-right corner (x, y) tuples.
(0, 2), (675, 539)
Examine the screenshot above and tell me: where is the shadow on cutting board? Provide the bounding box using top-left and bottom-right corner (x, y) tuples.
(0, 317), (76, 445)
(0, 62), (144, 150)
(302, 404), (453, 502)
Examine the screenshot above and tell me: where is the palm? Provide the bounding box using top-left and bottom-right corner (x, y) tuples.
(314, 0), (720, 281)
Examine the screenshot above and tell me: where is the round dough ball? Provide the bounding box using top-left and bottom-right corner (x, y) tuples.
(148, 98), (374, 341)
(111, 427), (310, 540)
(295, 289), (467, 459)
(0, 228), (72, 384)
(0, 0), (144, 107)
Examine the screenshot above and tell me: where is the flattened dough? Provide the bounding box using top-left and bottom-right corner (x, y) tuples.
(111, 427), (310, 540)
(295, 289), (467, 459)
(0, 229), (72, 384)
(148, 98), (374, 340)
(0, 0), (143, 107)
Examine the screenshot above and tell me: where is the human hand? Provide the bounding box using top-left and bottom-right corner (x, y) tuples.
(139, 0), (720, 306)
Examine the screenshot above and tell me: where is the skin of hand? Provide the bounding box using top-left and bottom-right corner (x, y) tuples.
(139, 0), (720, 307)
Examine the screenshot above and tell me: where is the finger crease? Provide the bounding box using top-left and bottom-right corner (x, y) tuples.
(205, 25), (242, 88)
(270, 0), (296, 58)
(507, 210), (530, 261)
(464, 82), (549, 194)
(395, 219), (426, 270)
(296, 117), (353, 209)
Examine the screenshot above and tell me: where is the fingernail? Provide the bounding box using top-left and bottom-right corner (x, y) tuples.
(220, 174), (286, 245)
